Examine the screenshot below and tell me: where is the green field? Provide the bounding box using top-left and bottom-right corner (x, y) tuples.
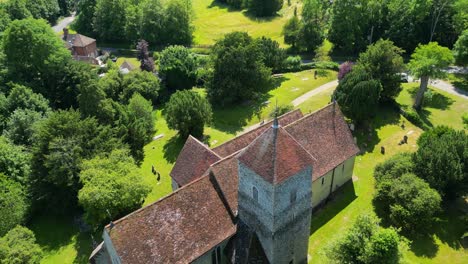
(193, 0), (299, 46)
(31, 79), (467, 263)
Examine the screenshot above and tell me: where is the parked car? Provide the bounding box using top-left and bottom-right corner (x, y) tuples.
(397, 72), (409, 82)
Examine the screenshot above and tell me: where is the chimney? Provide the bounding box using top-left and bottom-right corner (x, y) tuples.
(63, 27), (69, 41)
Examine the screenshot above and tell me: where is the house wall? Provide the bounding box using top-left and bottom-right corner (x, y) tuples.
(238, 162), (312, 264)
(192, 239), (229, 264)
(73, 42), (97, 57)
(332, 156), (355, 192)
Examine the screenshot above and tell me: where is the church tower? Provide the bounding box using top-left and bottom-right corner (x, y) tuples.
(237, 118), (314, 264)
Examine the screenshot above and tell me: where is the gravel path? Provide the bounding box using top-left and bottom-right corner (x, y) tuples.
(291, 80), (339, 106)
(431, 80), (468, 100)
(52, 14), (75, 33)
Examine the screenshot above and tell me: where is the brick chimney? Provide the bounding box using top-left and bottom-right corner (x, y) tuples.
(63, 27), (69, 41)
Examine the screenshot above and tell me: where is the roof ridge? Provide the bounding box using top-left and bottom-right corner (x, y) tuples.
(284, 103), (334, 129)
(212, 109), (302, 152)
(189, 135), (222, 159)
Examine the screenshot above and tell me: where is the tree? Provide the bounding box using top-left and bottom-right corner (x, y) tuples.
(162, 0), (193, 45)
(2, 18), (71, 96)
(327, 214), (405, 264)
(208, 32), (271, 106)
(283, 12), (301, 49)
(338, 61), (354, 81)
(5, 0), (32, 21)
(334, 66), (381, 123)
(116, 93), (154, 163)
(299, 0), (326, 52)
(329, 0), (370, 54)
(72, 0), (96, 37)
(93, 0), (127, 42)
(413, 126), (467, 199)
(139, 0), (164, 45)
(25, 0), (60, 23)
(30, 109), (119, 211)
(255, 37), (286, 72)
(121, 71), (160, 104)
(408, 42), (454, 110)
(165, 90), (212, 139)
(136, 39), (155, 72)
(123, 3), (140, 43)
(246, 0), (282, 17)
(78, 149), (150, 226)
(0, 226), (42, 264)
(0, 174), (28, 236)
(159, 45), (197, 91)
(0, 137), (30, 184)
(373, 152), (414, 184)
(4, 84), (50, 115)
(453, 29), (468, 66)
(0, 7), (11, 33)
(3, 109), (46, 146)
(357, 39), (405, 101)
(374, 173), (441, 234)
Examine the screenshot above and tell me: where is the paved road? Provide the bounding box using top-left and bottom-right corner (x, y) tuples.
(431, 80), (468, 100)
(52, 14), (75, 33)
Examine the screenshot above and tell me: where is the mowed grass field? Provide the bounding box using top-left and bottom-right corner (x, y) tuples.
(193, 0), (299, 46)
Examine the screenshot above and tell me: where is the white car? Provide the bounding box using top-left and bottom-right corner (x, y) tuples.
(397, 72), (409, 83)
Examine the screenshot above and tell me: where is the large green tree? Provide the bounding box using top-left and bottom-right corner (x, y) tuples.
(254, 37), (286, 72)
(0, 174), (28, 236)
(408, 42), (454, 110)
(165, 90), (212, 139)
(159, 45), (197, 91)
(373, 152), (414, 184)
(413, 126), (467, 199)
(72, 0), (96, 37)
(30, 109), (119, 211)
(93, 0), (127, 42)
(374, 173), (441, 234)
(0, 137), (30, 184)
(334, 66), (381, 123)
(453, 29), (468, 66)
(327, 214), (405, 264)
(283, 11), (301, 49)
(246, 0), (282, 17)
(3, 109), (47, 146)
(208, 32), (271, 106)
(121, 71), (160, 104)
(162, 0), (193, 45)
(357, 39), (405, 101)
(0, 226), (42, 264)
(139, 0), (164, 45)
(78, 148), (150, 226)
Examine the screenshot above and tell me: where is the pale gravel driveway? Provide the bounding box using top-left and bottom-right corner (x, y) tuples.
(52, 13), (75, 33)
(292, 80), (339, 106)
(431, 80), (468, 100)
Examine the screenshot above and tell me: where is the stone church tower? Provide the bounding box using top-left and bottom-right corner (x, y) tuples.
(237, 118), (314, 264)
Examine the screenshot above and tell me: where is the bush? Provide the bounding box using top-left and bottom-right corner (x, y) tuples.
(0, 226), (43, 264)
(159, 46), (198, 91)
(0, 174), (28, 236)
(463, 113), (468, 128)
(400, 107), (428, 129)
(284, 56), (302, 71)
(374, 152), (414, 184)
(269, 104), (293, 118)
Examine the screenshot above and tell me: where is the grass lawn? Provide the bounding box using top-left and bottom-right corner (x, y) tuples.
(397, 83), (468, 130)
(193, 0), (299, 46)
(115, 57), (140, 69)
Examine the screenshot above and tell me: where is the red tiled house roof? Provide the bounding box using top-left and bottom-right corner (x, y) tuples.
(212, 109), (303, 157)
(284, 103), (360, 180)
(238, 125), (316, 184)
(170, 135), (221, 186)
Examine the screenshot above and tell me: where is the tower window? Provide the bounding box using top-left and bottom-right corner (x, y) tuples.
(290, 190), (297, 203)
(252, 186), (258, 202)
(321, 177), (325, 185)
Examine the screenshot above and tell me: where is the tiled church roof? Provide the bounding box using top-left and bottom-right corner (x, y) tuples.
(238, 125), (315, 184)
(170, 136), (221, 186)
(105, 103), (359, 263)
(212, 109), (303, 157)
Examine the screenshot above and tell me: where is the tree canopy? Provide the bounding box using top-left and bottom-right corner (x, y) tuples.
(0, 174), (28, 237)
(165, 90), (212, 139)
(0, 226), (42, 264)
(78, 149), (150, 226)
(159, 46), (198, 91)
(0, 136), (30, 184)
(453, 29), (468, 66)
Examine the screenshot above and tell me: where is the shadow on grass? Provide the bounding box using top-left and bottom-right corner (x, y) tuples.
(310, 181), (357, 235)
(407, 86), (454, 110)
(451, 74), (468, 92)
(163, 134), (187, 163)
(207, 1), (279, 22)
(354, 104), (401, 153)
(208, 0), (242, 12)
(73, 231), (94, 264)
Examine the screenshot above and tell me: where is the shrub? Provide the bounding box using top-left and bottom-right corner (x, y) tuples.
(284, 56), (302, 71)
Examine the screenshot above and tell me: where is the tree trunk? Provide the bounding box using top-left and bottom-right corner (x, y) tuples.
(414, 75), (429, 110)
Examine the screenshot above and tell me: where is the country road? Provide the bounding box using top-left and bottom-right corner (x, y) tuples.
(52, 13), (75, 33)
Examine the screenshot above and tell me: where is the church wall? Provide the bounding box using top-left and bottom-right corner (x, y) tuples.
(332, 156), (355, 192)
(312, 170), (333, 208)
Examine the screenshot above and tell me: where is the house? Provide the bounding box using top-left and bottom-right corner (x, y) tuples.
(119, 61), (136, 74)
(62, 28), (98, 64)
(89, 103), (360, 264)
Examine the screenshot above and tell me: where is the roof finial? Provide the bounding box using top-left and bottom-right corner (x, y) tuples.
(273, 99), (279, 129)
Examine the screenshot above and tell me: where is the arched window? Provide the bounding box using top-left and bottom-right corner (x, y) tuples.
(252, 186), (258, 202)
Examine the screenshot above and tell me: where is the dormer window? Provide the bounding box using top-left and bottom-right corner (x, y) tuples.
(253, 186), (258, 202)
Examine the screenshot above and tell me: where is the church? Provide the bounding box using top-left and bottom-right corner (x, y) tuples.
(90, 103), (360, 264)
